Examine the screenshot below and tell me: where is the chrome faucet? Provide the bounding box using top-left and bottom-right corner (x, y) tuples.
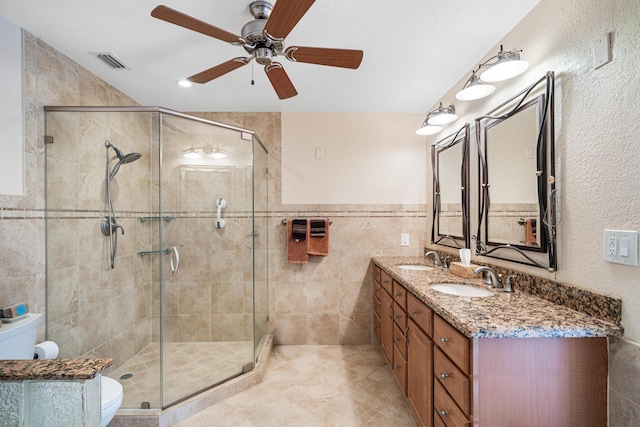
(473, 267), (515, 293)
(425, 251), (442, 267)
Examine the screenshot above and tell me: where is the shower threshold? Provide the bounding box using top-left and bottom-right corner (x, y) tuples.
(111, 336), (273, 426)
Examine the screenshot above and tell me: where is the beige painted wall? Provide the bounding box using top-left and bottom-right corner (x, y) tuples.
(282, 112), (427, 204)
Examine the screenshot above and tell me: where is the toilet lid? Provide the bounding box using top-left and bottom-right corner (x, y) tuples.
(102, 376), (123, 409)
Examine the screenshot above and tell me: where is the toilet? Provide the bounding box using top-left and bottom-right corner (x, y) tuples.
(101, 376), (123, 426)
(0, 313), (123, 426)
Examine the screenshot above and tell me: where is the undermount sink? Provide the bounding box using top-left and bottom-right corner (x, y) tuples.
(430, 283), (493, 297)
(397, 264), (434, 271)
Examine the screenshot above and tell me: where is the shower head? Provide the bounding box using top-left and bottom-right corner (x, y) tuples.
(105, 140), (141, 180)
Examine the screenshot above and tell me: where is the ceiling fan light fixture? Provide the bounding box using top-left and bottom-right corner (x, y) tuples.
(177, 79), (192, 87)
(479, 47), (529, 83)
(456, 73), (495, 101)
(426, 103), (458, 126)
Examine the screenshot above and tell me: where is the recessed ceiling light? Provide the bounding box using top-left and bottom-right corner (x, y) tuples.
(177, 80), (192, 88)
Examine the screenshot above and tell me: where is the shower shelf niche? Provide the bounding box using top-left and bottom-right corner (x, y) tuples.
(138, 215), (175, 222)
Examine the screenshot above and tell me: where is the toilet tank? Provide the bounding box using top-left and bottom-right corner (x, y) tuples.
(0, 313), (42, 360)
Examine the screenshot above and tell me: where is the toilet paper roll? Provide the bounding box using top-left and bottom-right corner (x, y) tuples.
(34, 341), (59, 359)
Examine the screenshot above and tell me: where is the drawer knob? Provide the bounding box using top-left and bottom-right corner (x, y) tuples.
(439, 372), (449, 379)
(439, 409), (449, 417)
(411, 309), (418, 315)
(394, 314), (400, 319)
(394, 337), (399, 343)
(394, 365), (401, 370)
(439, 337), (449, 344)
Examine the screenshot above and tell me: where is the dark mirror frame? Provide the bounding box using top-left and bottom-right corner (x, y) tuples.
(475, 72), (557, 271)
(431, 124), (470, 249)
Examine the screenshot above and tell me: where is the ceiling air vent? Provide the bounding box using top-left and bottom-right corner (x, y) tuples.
(91, 52), (131, 70)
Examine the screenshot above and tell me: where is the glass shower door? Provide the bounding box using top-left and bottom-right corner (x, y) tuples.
(157, 113), (256, 407)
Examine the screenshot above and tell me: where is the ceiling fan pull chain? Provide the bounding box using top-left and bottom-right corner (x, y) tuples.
(251, 61), (255, 85)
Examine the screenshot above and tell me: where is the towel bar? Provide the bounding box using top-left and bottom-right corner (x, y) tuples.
(281, 218), (332, 226)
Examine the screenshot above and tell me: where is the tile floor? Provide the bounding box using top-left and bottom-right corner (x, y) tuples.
(169, 345), (417, 427)
(111, 341), (254, 408)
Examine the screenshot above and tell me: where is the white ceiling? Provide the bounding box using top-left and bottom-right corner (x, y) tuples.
(0, 0), (539, 113)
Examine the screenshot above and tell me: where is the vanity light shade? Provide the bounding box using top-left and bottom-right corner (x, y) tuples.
(427, 104), (458, 126)
(209, 149), (227, 159)
(182, 146), (202, 159)
(416, 124), (442, 136)
(456, 74), (496, 101)
(480, 51), (529, 83)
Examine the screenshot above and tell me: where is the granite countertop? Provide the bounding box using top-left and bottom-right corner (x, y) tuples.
(373, 256), (623, 339)
(0, 358), (113, 381)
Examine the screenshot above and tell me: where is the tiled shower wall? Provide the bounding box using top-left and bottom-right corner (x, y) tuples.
(0, 32), (143, 348)
(45, 110), (154, 369)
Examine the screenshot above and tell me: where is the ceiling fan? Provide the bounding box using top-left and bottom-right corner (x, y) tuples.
(151, 0), (364, 99)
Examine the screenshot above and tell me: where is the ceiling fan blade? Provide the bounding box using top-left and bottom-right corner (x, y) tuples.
(285, 46), (364, 69)
(263, 0), (315, 40)
(151, 5), (241, 44)
(264, 63), (298, 99)
(188, 58), (249, 84)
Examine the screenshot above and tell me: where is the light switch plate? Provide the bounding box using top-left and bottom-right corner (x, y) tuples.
(593, 32), (612, 69)
(603, 229), (638, 266)
(401, 233), (409, 247)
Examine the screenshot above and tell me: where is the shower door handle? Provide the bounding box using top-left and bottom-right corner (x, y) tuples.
(170, 246), (180, 275)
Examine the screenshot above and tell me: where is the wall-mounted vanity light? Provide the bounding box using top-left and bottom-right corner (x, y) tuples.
(416, 102), (457, 135)
(181, 144), (228, 159)
(456, 45), (529, 101)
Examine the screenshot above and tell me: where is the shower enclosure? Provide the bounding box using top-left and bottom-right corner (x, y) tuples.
(44, 106), (269, 409)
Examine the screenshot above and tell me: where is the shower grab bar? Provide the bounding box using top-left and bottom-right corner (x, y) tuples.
(137, 248), (173, 256)
(138, 215), (175, 223)
(137, 247), (180, 274)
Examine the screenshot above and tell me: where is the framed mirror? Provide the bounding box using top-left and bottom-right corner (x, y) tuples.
(475, 72), (557, 270)
(431, 124), (470, 249)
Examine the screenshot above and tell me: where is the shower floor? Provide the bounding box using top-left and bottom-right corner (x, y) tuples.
(110, 341), (254, 408)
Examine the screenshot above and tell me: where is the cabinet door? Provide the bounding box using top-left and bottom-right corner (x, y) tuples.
(380, 289), (394, 364)
(407, 319), (433, 427)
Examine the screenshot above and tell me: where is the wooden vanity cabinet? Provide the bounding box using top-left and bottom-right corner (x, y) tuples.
(373, 263), (609, 427)
(407, 292), (434, 427)
(392, 281), (408, 393)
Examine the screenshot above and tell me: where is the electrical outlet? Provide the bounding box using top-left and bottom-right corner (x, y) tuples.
(608, 236), (617, 256)
(604, 229), (639, 266)
(401, 233), (409, 247)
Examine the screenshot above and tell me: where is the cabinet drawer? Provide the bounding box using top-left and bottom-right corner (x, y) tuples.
(373, 264), (382, 284)
(433, 410), (447, 427)
(434, 315), (470, 375)
(393, 301), (407, 330)
(407, 292), (432, 337)
(392, 280), (407, 311)
(373, 281), (381, 303)
(392, 344), (407, 395)
(393, 321), (407, 359)
(380, 270), (393, 294)
(434, 380), (470, 427)
(434, 347), (470, 415)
